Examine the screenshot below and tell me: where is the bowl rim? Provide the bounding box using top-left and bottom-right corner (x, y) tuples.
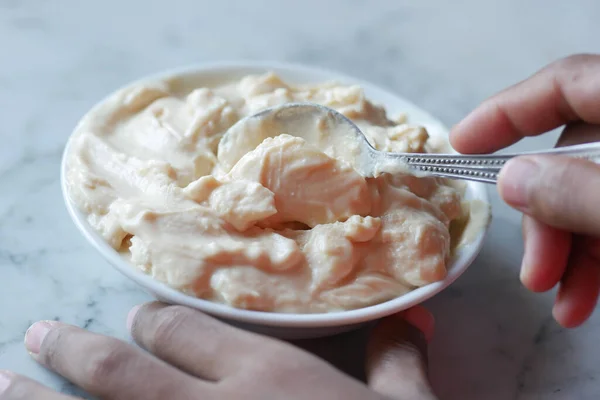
(61, 60), (491, 328)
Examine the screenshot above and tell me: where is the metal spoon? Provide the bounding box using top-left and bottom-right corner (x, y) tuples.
(218, 103), (600, 184)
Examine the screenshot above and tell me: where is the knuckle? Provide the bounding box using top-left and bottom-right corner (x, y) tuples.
(39, 325), (73, 370)
(149, 305), (195, 350)
(85, 339), (133, 388)
(534, 193), (564, 225)
(547, 54), (600, 122)
(552, 53), (600, 91)
(553, 53), (598, 73)
(374, 338), (428, 377)
(370, 319), (428, 365)
(387, 339), (425, 361)
(534, 158), (580, 220)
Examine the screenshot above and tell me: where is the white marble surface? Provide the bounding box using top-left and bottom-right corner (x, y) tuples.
(1, 0), (600, 398)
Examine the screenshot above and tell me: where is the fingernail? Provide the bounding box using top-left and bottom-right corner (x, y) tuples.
(519, 249), (533, 286)
(24, 321), (55, 355)
(127, 305), (141, 331)
(0, 370), (12, 394)
(498, 157), (540, 209)
(519, 261), (529, 285)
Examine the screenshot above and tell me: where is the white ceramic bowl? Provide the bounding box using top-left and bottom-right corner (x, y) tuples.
(61, 61), (491, 339)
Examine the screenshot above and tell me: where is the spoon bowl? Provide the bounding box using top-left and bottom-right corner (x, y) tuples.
(218, 102), (413, 178)
(217, 102), (377, 175)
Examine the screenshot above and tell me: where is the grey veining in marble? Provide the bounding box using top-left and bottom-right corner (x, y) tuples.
(1, 1), (600, 399)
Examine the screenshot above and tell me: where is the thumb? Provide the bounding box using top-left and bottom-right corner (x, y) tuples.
(366, 306), (438, 400)
(498, 155), (600, 236)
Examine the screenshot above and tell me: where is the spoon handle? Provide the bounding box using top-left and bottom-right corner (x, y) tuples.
(401, 142), (600, 184)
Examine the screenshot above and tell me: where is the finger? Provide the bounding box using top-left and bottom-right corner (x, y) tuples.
(450, 53), (600, 154)
(498, 155), (600, 236)
(401, 305), (435, 343)
(24, 321), (211, 400)
(520, 215), (571, 292)
(366, 307), (437, 400)
(128, 303), (277, 381)
(553, 239), (600, 328)
(556, 122), (600, 147)
(0, 370), (80, 400)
